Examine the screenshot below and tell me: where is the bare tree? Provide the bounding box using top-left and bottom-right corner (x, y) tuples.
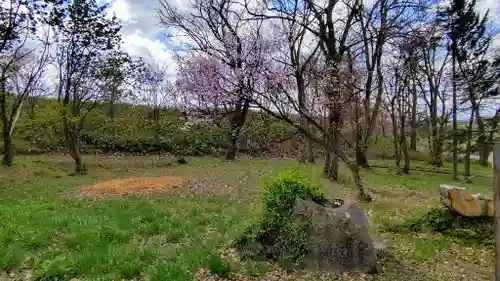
(0, 0), (52, 166)
(414, 26), (451, 167)
(353, 0), (413, 168)
(383, 53), (412, 174)
(25, 71), (50, 119)
(142, 60), (171, 156)
(98, 51), (145, 148)
(273, 0), (320, 164)
(51, 0), (123, 174)
(241, 0), (379, 200)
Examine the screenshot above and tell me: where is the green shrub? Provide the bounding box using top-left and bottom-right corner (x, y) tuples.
(7, 97), (302, 157)
(33, 255), (76, 281)
(382, 207), (494, 246)
(207, 253), (231, 278)
(234, 169), (326, 266)
(261, 170), (325, 222)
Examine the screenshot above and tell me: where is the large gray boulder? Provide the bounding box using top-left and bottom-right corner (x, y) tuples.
(293, 198), (377, 273)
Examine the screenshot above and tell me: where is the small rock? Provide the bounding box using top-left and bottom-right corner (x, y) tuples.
(177, 157), (188, 164)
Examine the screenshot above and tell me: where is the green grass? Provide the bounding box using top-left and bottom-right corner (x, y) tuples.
(0, 155), (495, 280)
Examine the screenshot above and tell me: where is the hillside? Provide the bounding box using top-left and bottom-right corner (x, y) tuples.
(2, 97), (299, 157)
(3, 97), (471, 163)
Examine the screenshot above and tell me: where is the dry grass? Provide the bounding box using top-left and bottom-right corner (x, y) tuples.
(82, 176), (186, 196)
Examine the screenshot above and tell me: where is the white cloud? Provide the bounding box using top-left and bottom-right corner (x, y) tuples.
(121, 31), (178, 80)
(107, 0), (137, 24)
(477, 0), (500, 24)
(108, 0), (180, 80)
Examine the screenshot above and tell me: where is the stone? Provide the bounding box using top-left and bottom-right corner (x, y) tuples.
(371, 235), (388, 251)
(439, 184), (465, 209)
(293, 198), (377, 274)
(177, 157), (187, 164)
(439, 184), (493, 217)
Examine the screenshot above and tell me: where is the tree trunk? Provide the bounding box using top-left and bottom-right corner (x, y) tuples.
(70, 135), (85, 174)
(153, 106), (161, 155)
(464, 111), (474, 179)
(226, 98), (250, 160)
(355, 73), (370, 169)
(299, 117), (308, 164)
(451, 45), (458, 180)
(307, 137), (315, 163)
(391, 114), (401, 174)
(323, 134), (339, 181)
(401, 135), (410, 174)
(479, 144), (489, 166)
(471, 101), (488, 166)
(2, 125), (13, 167)
(70, 137), (85, 174)
(348, 163), (371, 202)
(399, 102), (410, 174)
(323, 149), (331, 177)
(485, 108), (500, 155)
(374, 130), (380, 146)
(355, 148), (369, 168)
(428, 82), (444, 167)
(431, 136), (444, 167)
(226, 129), (239, 161)
(28, 96), (37, 119)
(73, 148), (85, 174)
(323, 106), (339, 181)
(109, 98), (117, 149)
(394, 142), (401, 175)
(64, 119), (86, 175)
(330, 145), (339, 181)
(0, 85), (13, 167)
(323, 150), (339, 181)
(410, 78), (418, 151)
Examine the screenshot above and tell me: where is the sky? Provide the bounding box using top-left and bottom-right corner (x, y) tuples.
(39, 0), (499, 118)
(104, 0), (183, 81)
(108, 0), (500, 68)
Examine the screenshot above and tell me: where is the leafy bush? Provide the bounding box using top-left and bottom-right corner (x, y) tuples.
(261, 170), (325, 221)
(234, 169), (326, 266)
(33, 255), (76, 281)
(6, 97), (301, 157)
(207, 253), (232, 278)
(382, 207), (494, 246)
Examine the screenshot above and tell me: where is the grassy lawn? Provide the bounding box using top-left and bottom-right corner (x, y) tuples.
(0, 155), (495, 281)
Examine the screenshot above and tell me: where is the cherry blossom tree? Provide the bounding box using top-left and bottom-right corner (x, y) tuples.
(159, 0), (273, 160)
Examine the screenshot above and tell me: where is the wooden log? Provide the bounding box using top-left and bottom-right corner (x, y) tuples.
(439, 184), (493, 217)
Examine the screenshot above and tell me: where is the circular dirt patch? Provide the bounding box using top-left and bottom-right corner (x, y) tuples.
(83, 176), (185, 196)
